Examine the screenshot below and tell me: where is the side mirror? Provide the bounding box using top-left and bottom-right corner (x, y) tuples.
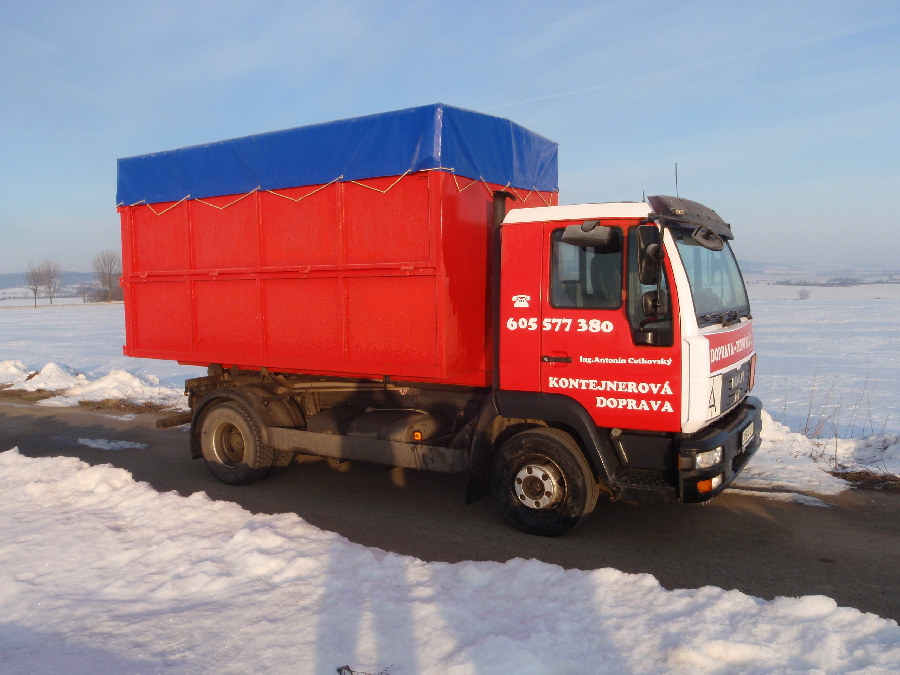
(641, 289), (669, 317)
(634, 290), (670, 346)
(691, 226), (724, 251)
(637, 225), (664, 285)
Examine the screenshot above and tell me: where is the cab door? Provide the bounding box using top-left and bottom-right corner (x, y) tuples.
(539, 222), (681, 432)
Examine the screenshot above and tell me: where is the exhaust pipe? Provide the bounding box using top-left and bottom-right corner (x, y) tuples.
(156, 411), (193, 429)
(492, 190), (516, 231)
(490, 191), (517, 393)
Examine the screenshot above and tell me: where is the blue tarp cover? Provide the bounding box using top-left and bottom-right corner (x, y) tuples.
(116, 103), (558, 206)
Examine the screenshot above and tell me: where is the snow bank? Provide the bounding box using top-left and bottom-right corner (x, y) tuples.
(39, 368), (187, 410)
(15, 361), (86, 391)
(1, 449), (897, 674)
(732, 412), (850, 495)
(733, 412), (900, 493)
(828, 433), (900, 476)
(0, 359), (186, 410)
(0, 359), (30, 386)
(0, 302), (205, 389)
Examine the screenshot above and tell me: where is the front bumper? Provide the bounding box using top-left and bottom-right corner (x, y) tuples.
(608, 396), (762, 504)
(677, 396), (763, 502)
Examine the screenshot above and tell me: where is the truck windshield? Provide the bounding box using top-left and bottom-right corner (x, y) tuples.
(671, 229), (750, 328)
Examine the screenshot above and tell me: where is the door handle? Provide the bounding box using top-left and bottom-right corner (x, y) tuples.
(541, 355), (572, 363)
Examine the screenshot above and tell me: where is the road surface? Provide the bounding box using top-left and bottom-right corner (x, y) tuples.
(1, 398), (897, 621)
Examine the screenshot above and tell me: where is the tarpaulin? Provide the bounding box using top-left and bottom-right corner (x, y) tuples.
(116, 103), (558, 206)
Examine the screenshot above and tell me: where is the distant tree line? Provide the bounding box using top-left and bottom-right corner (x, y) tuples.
(774, 278), (900, 288)
(23, 250), (123, 305)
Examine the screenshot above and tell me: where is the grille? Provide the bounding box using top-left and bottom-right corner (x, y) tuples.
(617, 470), (676, 488)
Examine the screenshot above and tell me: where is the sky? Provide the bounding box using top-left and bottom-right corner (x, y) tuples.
(1, 0), (898, 273)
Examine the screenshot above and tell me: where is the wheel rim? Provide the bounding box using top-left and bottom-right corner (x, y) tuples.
(514, 457), (565, 510)
(212, 421), (246, 467)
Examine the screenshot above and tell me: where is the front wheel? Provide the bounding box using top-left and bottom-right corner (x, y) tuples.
(198, 401), (274, 485)
(491, 427), (599, 536)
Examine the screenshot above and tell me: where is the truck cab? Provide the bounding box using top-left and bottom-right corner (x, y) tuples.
(496, 195), (761, 510)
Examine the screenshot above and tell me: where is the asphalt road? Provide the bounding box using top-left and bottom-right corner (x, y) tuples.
(2, 398), (898, 622)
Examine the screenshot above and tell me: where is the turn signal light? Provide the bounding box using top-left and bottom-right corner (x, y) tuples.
(697, 474), (723, 493)
(413, 430), (423, 442)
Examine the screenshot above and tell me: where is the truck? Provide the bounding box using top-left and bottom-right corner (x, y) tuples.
(117, 103), (761, 536)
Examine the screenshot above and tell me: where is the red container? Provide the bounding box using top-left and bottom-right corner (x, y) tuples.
(120, 171), (555, 386)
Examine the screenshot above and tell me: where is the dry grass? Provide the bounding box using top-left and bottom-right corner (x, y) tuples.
(0, 387), (60, 402)
(0, 387), (174, 414)
(793, 367), (885, 440)
(77, 398), (173, 414)
(828, 469), (900, 492)
(775, 371), (899, 490)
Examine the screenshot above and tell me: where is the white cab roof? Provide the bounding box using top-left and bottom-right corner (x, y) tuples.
(503, 202), (652, 224)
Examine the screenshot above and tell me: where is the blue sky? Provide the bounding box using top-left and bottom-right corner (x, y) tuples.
(1, 0), (898, 272)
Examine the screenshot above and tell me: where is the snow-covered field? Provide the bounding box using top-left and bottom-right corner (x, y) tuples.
(1, 295), (899, 672)
(748, 281), (900, 438)
(0, 291), (86, 307)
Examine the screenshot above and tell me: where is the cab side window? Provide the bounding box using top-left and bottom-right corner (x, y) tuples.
(550, 228), (623, 309)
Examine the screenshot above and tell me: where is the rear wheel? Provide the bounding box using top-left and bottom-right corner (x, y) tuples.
(491, 427), (599, 536)
(199, 401), (274, 485)
(271, 449), (295, 471)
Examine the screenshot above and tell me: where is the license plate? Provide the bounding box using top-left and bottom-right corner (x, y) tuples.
(741, 424), (754, 448)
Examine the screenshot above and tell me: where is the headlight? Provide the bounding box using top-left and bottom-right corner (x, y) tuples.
(695, 447), (723, 470)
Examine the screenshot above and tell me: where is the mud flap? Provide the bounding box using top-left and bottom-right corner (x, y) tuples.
(464, 394), (502, 504)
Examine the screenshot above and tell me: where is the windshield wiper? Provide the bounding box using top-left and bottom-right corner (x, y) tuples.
(697, 312), (726, 326)
(722, 310), (742, 326)
(697, 310), (745, 327)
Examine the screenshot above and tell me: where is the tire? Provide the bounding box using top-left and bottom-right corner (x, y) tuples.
(271, 449), (295, 471)
(199, 401), (275, 485)
(491, 427), (599, 536)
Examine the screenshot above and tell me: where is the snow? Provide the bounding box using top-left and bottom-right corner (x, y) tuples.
(1, 448), (898, 673)
(747, 281), (900, 436)
(731, 489), (832, 507)
(732, 413), (856, 495)
(2, 292), (900, 671)
(0, 291), (85, 306)
(0, 302), (201, 409)
(77, 438), (148, 451)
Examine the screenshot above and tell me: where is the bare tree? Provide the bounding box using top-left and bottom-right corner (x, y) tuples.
(77, 282), (93, 303)
(93, 250), (122, 302)
(39, 259), (63, 304)
(24, 262), (42, 307)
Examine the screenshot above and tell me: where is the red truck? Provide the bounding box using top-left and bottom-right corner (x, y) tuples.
(117, 104), (761, 536)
